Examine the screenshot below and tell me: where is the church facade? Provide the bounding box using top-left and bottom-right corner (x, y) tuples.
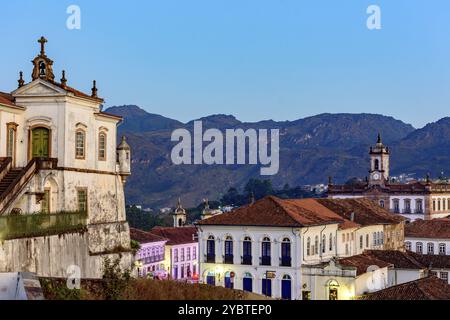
(0, 37), (133, 278)
(328, 135), (450, 220)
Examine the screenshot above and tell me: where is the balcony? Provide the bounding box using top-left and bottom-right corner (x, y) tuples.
(142, 254), (164, 265)
(241, 255), (252, 265)
(0, 211), (87, 240)
(205, 253), (215, 263)
(280, 256), (292, 267)
(223, 254), (234, 264)
(260, 256), (271, 266)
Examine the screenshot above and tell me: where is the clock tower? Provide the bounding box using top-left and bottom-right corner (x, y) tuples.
(369, 133), (390, 186)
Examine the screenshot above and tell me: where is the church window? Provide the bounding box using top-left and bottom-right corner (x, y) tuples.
(75, 129), (86, 159)
(374, 159), (379, 170)
(77, 188), (88, 213)
(6, 124), (17, 163)
(99, 132), (107, 161)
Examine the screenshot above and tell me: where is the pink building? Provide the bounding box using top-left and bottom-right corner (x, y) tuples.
(151, 227), (199, 282)
(130, 228), (168, 278)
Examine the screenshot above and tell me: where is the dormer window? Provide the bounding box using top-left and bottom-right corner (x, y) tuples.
(75, 129), (86, 159)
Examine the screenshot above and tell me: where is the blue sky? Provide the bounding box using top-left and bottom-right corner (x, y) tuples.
(1, 0), (450, 128)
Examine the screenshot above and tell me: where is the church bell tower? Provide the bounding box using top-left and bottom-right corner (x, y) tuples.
(173, 198), (187, 228)
(369, 133), (390, 186)
(31, 36), (55, 82)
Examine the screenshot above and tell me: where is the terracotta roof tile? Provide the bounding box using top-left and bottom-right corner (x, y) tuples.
(130, 228), (168, 244)
(362, 250), (424, 269)
(361, 276), (450, 300)
(0, 92), (17, 107)
(52, 81), (104, 103)
(405, 219), (450, 239)
(150, 227), (197, 246)
(338, 254), (392, 276)
(318, 198), (405, 226)
(197, 196), (347, 228)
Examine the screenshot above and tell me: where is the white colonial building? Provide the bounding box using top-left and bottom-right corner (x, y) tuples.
(405, 219), (450, 256)
(196, 196), (404, 300)
(0, 37), (133, 278)
(328, 135), (450, 220)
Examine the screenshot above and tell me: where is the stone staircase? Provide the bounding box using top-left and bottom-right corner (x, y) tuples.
(0, 168), (24, 196)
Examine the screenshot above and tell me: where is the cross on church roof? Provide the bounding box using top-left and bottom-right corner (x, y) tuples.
(38, 36), (47, 55)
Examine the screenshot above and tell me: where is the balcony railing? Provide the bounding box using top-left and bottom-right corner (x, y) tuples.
(205, 253), (216, 263)
(241, 255), (252, 265)
(142, 254), (164, 264)
(260, 256), (271, 266)
(0, 211), (87, 240)
(223, 254), (234, 264)
(280, 256), (292, 267)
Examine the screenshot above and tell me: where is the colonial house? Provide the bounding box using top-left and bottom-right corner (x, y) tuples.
(0, 37), (132, 278)
(150, 226), (199, 282)
(130, 228), (168, 279)
(361, 276), (450, 300)
(405, 219), (450, 255)
(359, 250), (450, 285)
(328, 135), (450, 220)
(196, 196), (404, 300)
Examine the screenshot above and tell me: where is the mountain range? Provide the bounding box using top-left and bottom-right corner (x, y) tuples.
(105, 105), (450, 209)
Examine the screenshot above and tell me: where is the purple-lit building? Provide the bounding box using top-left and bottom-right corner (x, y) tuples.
(130, 228), (168, 278)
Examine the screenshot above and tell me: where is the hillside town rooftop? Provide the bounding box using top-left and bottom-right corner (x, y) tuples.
(150, 227), (198, 245)
(405, 218), (450, 239)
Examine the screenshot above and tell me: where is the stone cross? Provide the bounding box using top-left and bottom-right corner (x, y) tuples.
(38, 36), (47, 55)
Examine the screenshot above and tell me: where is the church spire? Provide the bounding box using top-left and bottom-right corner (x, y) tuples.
(91, 80), (98, 98)
(18, 71), (25, 88)
(60, 70), (67, 87)
(377, 132), (382, 144)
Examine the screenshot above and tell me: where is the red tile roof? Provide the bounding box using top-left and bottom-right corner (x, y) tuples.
(338, 254), (392, 276)
(363, 250), (450, 270)
(52, 82), (104, 103)
(150, 227), (197, 246)
(197, 196), (402, 229)
(197, 196), (348, 228)
(317, 198), (405, 226)
(361, 276), (450, 300)
(0, 92), (17, 107)
(405, 219), (450, 239)
(130, 228), (168, 244)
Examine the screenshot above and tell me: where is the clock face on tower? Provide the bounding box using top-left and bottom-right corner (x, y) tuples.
(372, 173), (381, 180)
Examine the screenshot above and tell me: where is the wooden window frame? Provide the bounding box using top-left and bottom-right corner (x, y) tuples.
(75, 129), (86, 159)
(6, 123), (18, 166)
(77, 187), (88, 213)
(98, 131), (107, 161)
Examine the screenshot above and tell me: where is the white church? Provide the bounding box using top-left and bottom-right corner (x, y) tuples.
(0, 37), (133, 278)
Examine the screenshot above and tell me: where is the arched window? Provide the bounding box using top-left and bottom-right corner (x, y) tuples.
(206, 236), (215, 263)
(242, 237), (252, 264)
(314, 236), (319, 255)
(374, 159), (380, 170)
(329, 233), (333, 251)
(416, 242), (423, 254)
(75, 129), (86, 159)
(321, 234), (326, 254)
(224, 236), (233, 264)
(405, 241), (412, 251)
(427, 243), (434, 255)
(98, 131), (107, 161)
(439, 243), (446, 255)
(281, 238), (291, 266)
(306, 237), (311, 256)
(261, 237), (271, 266)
